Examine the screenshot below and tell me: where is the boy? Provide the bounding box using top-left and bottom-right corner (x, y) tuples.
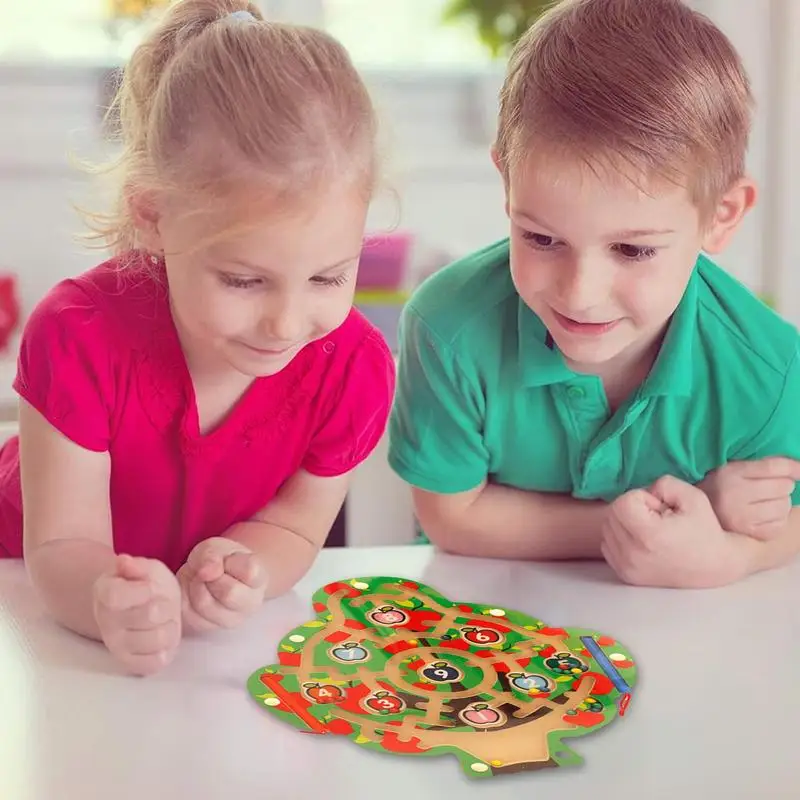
(388, 0), (800, 589)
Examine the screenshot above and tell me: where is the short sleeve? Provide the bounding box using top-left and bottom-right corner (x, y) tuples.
(731, 345), (800, 504)
(387, 305), (489, 493)
(301, 330), (396, 477)
(13, 281), (114, 452)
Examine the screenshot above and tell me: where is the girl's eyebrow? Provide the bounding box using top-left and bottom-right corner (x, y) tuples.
(228, 254), (360, 275)
(316, 255), (361, 274)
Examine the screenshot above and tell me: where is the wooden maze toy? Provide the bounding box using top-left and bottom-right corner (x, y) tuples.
(248, 576), (638, 779)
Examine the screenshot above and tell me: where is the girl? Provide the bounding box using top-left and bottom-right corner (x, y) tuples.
(0, 0), (395, 676)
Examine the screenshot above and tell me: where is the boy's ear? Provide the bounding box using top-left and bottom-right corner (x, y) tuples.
(490, 144), (511, 213)
(491, 144), (502, 172)
(128, 188), (163, 253)
(702, 176), (757, 254)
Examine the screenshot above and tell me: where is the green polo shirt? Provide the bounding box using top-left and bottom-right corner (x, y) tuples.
(388, 238), (800, 506)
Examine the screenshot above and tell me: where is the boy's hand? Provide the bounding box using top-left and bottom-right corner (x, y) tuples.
(177, 537), (268, 633)
(601, 476), (746, 589)
(699, 457), (800, 540)
(92, 554), (182, 676)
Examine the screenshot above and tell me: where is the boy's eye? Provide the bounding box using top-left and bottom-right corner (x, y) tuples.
(521, 231), (558, 250)
(613, 244), (658, 261)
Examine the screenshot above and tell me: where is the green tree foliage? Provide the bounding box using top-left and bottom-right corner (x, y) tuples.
(442, 0), (554, 58)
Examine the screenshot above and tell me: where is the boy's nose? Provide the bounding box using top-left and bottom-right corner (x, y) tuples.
(557, 259), (608, 311)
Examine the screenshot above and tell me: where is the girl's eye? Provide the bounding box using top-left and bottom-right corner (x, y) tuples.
(613, 244), (658, 262)
(311, 274), (350, 287)
(521, 231), (559, 250)
(219, 273), (262, 289)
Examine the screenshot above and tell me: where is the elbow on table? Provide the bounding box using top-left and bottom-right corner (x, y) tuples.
(23, 537), (114, 640)
(410, 486), (482, 557)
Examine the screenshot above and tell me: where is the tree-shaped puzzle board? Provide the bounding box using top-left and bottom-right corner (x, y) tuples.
(248, 576), (638, 779)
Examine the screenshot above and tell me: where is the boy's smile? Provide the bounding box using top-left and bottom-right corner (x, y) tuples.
(549, 311), (621, 337)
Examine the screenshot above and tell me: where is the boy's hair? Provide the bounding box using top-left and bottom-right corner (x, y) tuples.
(88, 0), (377, 253)
(495, 0), (753, 214)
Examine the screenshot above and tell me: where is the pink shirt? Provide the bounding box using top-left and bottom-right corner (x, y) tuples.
(0, 253), (395, 570)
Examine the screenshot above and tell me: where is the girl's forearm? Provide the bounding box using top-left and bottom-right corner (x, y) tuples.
(25, 538), (116, 640)
(224, 521), (320, 599)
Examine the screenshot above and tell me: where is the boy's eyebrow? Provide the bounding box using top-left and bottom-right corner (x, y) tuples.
(511, 209), (555, 232)
(512, 209), (674, 240)
(607, 227), (676, 240)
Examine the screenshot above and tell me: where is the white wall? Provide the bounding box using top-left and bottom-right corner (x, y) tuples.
(766, 0), (800, 321)
(695, 0), (773, 295)
(0, 64), (511, 320)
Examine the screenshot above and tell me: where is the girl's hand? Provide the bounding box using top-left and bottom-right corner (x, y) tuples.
(177, 537), (269, 633)
(92, 554), (182, 676)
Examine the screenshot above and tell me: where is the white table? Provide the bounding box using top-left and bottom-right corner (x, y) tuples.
(1, 546), (797, 799)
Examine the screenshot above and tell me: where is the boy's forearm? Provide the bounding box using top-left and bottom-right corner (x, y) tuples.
(420, 483), (608, 560)
(225, 521), (320, 599)
(733, 511), (800, 577)
(25, 538), (116, 640)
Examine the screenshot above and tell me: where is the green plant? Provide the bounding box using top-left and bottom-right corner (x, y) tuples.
(442, 0), (555, 58)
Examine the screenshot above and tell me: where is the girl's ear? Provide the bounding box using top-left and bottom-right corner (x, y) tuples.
(128, 188), (164, 253)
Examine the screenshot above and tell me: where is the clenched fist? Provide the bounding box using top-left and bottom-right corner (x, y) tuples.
(602, 475), (747, 589)
(92, 554), (182, 676)
(177, 537), (269, 633)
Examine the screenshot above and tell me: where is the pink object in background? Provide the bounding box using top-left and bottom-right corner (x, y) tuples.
(357, 231), (413, 290)
(0, 275), (20, 353)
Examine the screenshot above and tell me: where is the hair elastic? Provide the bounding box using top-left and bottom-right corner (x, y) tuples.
(227, 9), (256, 23)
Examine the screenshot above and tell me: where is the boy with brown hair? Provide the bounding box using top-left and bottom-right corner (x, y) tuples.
(388, 0), (800, 588)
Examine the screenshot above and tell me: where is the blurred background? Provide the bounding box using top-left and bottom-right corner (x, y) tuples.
(0, 0), (796, 545)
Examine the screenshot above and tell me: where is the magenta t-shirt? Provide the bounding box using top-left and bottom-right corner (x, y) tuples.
(0, 253), (395, 570)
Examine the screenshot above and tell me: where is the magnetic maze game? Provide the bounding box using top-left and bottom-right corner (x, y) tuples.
(248, 576), (638, 779)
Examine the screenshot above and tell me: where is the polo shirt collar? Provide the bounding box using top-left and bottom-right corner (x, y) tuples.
(518, 300), (574, 387)
(639, 264), (698, 398)
(517, 262), (699, 395)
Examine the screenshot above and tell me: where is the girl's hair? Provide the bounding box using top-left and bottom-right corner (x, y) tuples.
(496, 0), (753, 217)
(87, 0), (378, 254)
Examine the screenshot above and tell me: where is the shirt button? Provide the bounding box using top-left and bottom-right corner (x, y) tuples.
(567, 385), (585, 400)
(322, 341), (335, 354)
